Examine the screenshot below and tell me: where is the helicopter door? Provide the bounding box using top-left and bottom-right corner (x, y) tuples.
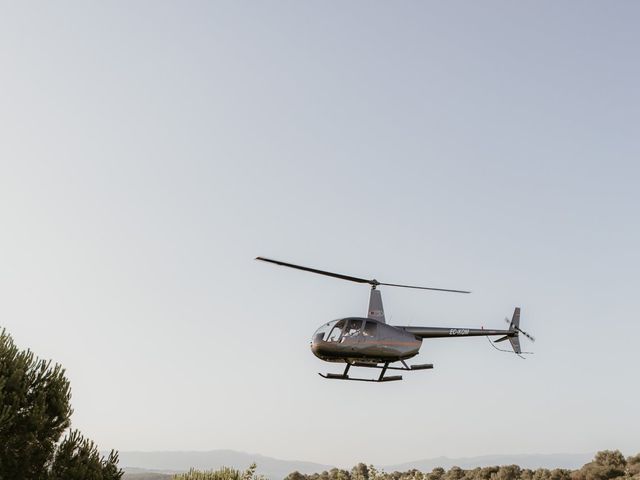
(362, 320), (378, 339)
(340, 319), (363, 343)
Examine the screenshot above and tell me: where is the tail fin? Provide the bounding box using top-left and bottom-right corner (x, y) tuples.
(367, 288), (385, 324)
(508, 307), (521, 354)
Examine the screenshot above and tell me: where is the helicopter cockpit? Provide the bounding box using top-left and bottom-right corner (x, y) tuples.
(312, 318), (378, 344)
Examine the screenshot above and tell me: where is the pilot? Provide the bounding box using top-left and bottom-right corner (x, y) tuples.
(343, 321), (362, 338)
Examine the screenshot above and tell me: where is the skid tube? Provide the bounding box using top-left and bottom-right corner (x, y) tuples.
(319, 360), (433, 383)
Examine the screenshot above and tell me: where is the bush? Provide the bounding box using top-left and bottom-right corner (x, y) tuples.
(286, 452), (640, 480)
(172, 463), (265, 480)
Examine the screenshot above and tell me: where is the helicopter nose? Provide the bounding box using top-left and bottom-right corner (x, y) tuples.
(310, 336), (324, 358)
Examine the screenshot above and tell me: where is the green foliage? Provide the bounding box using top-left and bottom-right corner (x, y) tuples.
(123, 474), (172, 480)
(493, 466), (522, 480)
(0, 328), (72, 479)
(352, 464), (370, 480)
(428, 467), (446, 480)
(172, 463), (265, 480)
(286, 452), (639, 480)
(573, 451), (628, 480)
(285, 473), (309, 480)
(626, 454), (640, 478)
(49, 429), (122, 480)
(443, 466), (465, 480)
(0, 328), (123, 480)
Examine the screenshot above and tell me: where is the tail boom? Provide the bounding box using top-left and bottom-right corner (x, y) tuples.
(398, 307), (525, 355)
(399, 326), (512, 339)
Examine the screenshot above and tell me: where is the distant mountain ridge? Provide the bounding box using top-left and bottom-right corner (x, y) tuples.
(119, 450), (595, 480)
(119, 449), (333, 479)
(384, 453), (594, 472)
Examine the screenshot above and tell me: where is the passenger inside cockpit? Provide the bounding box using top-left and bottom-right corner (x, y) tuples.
(342, 319), (363, 338)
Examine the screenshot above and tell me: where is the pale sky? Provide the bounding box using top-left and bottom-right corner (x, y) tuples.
(1, 1), (639, 468)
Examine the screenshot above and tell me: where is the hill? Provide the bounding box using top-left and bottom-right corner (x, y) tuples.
(119, 451), (595, 479)
(119, 450), (332, 480)
(385, 453), (594, 472)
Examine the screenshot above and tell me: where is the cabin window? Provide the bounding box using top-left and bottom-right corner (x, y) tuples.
(341, 319), (363, 340)
(363, 321), (377, 337)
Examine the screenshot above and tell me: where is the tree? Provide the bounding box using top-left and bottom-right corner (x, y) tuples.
(477, 466), (500, 480)
(172, 464), (266, 480)
(0, 328), (72, 479)
(0, 328), (123, 480)
(443, 467), (464, 480)
(49, 430), (122, 480)
(352, 464), (370, 480)
(533, 469), (553, 480)
(594, 452), (627, 472)
(493, 465), (522, 480)
(520, 469), (535, 480)
(287, 456), (640, 480)
(572, 451), (627, 480)
(368, 465), (382, 480)
(285, 472), (308, 480)
(332, 468), (353, 480)
(627, 454), (640, 478)
(428, 467), (445, 480)
(548, 469), (572, 480)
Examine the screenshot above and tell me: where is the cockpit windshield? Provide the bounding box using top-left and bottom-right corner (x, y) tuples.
(312, 318), (375, 344)
(326, 319), (346, 342)
(312, 319), (345, 342)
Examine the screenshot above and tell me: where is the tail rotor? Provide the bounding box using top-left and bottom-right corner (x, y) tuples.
(493, 307), (535, 357)
(504, 312), (536, 342)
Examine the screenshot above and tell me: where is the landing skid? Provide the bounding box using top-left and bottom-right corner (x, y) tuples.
(318, 372), (402, 382)
(319, 360), (433, 382)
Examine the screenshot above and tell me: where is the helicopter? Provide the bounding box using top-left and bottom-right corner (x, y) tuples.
(257, 256), (535, 383)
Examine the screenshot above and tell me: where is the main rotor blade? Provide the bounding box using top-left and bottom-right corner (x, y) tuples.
(255, 257), (372, 285)
(256, 257), (471, 293)
(377, 282), (471, 294)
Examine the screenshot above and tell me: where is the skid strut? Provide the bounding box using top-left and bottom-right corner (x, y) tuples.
(352, 361), (433, 371)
